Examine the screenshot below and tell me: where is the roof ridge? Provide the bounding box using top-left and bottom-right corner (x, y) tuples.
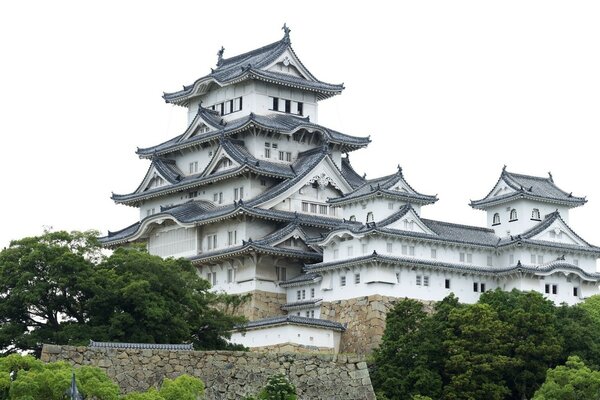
(421, 218), (496, 233)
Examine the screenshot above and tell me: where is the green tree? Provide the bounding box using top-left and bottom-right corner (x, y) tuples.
(91, 245), (246, 350)
(0, 354), (119, 400)
(555, 304), (600, 370)
(579, 294), (600, 327)
(479, 289), (563, 399)
(244, 373), (297, 400)
(443, 303), (513, 400)
(0, 231), (247, 355)
(370, 296), (460, 400)
(533, 356), (600, 400)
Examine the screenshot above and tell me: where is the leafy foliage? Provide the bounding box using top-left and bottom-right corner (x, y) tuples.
(372, 290), (600, 400)
(244, 373), (297, 400)
(533, 356), (600, 400)
(1, 354), (205, 400)
(0, 231), (248, 355)
(0, 354), (119, 400)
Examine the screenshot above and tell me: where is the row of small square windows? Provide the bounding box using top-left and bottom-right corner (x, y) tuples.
(493, 208), (541, 225)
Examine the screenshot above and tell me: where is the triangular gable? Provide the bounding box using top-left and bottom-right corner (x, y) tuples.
(136, 165), (170, 194)
(272, 227), (312, 252)
(383, 208), (437, 235)
(265, 49), (316, 81)
(200, 145), (241, 177)
(490, 178), (517, 198)
(529, 218), (589, 247)
(258, 156), (353, 209)
(178, 110), (221, 142)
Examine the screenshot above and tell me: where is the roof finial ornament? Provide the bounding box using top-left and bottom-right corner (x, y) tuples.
(548, 171), (553, 182)
(282, 23), (291, 43)
(502, 164), (507, 172)
(397, 164), (402, 173)
(216, 46), (225, 67)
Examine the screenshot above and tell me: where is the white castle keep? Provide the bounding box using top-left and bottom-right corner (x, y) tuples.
(102, 26), (600, 354)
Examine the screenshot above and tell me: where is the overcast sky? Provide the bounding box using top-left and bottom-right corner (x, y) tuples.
(1, 1), (599, 250)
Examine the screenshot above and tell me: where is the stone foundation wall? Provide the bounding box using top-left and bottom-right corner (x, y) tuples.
(250, 343), (335, 354)
(238, 290), (287, 320)
(321, 295), (435, 355)
(41, 345), (375, 400)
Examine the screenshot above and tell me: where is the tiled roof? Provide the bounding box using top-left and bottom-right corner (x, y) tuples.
(313, 205), (499, 248)
(340, 156), (366, 189)
(136, 111), (370, 158)
(329, 167), (437, 206)
(281, 298), (323, 311)
(496, 211), (600, 254)
(188, 241), (321, 264)
(471, 168), (586, 209)
(163, 34), (343, 106)
(113, 138), (299, 206)
(280, 273), (322, 288)
(236, 315), (345, 332)
(304, 253), (600, 281)
(89, 341), (193, 351)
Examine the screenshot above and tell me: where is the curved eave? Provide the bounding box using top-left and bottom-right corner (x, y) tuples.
(499, 239), (600, 256)
(189, 244), (321, 264)
(328, 190), (438, 206)
(137, 119), (369, 159)
(112, 166), (291, 206)
(163, 71), (343, 107)
(470, 192), (586, 210)
(279, 275), (323, 288)
(304, 254), (600, 281)
(235, 316), (345, 332)
(313, 226), (498, 250)
(281, 299), (323, 311)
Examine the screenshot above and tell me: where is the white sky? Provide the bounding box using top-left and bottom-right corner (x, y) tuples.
(1, 1), (599, 250)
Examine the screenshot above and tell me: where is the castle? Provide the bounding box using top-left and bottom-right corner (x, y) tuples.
(102, 26), (600, 354)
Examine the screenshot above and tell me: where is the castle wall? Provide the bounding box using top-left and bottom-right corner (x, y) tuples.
(238, 289), (287, 320)
(41, 345), (376, 400)
(320, 295), (436, 355)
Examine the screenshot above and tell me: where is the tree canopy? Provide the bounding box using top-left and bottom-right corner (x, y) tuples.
(371, 289), (600, 400)
(0, 231), (247, 355)
(0, 354), (204, 400)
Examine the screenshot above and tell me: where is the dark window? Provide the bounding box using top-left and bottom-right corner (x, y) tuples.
(285, 99), (291, 113)
(272, 97), (279, 110)
(297, 102), (303, 115)
(493, 213), (500, 225)
(473, 282), (479, 292)
(480, 283), (486, 292)
(573, 287), (579, 297)
(445, 279), (451, 289)
(552, 284), (558, 294)
(545, 284), (550, 294)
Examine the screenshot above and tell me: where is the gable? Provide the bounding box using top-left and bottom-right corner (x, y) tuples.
(385, 208), (437, 235)
(179, 114), (218, 142)
(258, 156), (353, 210)
(200, 146), (240, 177)
(265, 49), (314, 81)
(491, 178), (517, 198)
(529, 219), (588, 247)
(273, 229), (312, 252)
(137, 166), (170, 194)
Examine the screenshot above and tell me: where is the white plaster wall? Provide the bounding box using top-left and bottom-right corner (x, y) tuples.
(341, 198), (421, 223)
(230, 324), (341, 352)
(187, 82), (253, 124)
(147, 225), (197, 258)
(486, 199), (569, 236)
(309, 265), (495, 304)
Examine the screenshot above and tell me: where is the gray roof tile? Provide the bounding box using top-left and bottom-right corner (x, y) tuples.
(471, 168), (586, 208)
(163, 35), (343, 105)
(237, 315), (345, 332)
